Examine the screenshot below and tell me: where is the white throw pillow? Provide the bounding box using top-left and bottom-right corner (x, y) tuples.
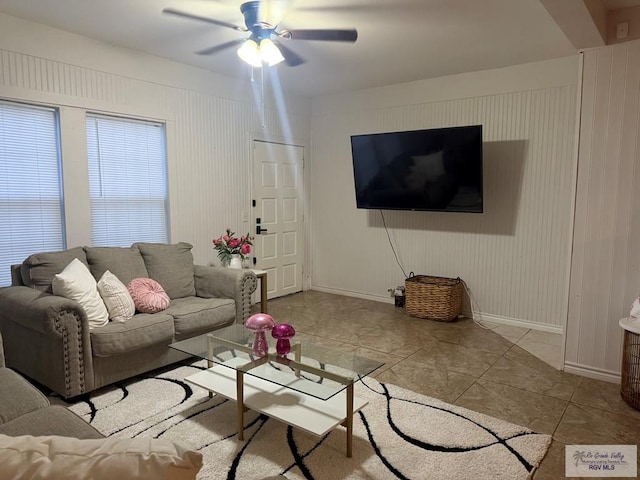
(0, 434), (202, 480)
(52, 258), (109, 329)
(97, 270), (135, 323)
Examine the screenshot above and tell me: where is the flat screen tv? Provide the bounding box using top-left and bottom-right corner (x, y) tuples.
(351, 125), (483, 213)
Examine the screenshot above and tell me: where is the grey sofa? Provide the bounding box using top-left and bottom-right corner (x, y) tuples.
(0, 331), (103, 439)
(0, 330), (205, 479)
(0, 242), (257, 399)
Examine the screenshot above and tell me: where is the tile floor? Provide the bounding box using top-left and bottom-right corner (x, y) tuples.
(260, 290), (640, 480)
(483, 322), (564, 370)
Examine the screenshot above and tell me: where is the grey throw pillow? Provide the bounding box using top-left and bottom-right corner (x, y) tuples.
(84, 246), (148, 286)
(134, 242), (196, 299)
(20, 246), (88, 293)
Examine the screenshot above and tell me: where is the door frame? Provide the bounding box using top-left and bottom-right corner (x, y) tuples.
(248, 132), (311, 292)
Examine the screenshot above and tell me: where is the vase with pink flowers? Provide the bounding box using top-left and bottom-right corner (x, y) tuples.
(212, 228), (254, 268)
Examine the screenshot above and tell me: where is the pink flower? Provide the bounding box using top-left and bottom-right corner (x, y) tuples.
(213, 228), (254, 264)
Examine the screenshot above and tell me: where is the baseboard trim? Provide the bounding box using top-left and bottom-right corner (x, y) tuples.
(563, 362), (621, 384)
(310, 286), (564, 333)
(311, 285), (394, 304)
(474, 313), (564, 334)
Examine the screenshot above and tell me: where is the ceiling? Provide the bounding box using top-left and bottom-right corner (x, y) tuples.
(0, 0), (636, 98)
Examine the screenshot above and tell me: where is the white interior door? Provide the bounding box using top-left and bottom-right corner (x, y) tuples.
(252, 140), (304, 300)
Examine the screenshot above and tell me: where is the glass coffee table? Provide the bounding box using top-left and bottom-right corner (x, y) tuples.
(170, 324), (383, 457)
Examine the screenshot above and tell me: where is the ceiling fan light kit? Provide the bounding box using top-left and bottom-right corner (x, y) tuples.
(237, 39), (261, 67)
(162, 1), (357, 68)
(237, 38), (284, 67)
(257, 39), (285, 66)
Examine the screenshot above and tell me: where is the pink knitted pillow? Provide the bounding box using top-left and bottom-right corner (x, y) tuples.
(127, 278), (170, 314)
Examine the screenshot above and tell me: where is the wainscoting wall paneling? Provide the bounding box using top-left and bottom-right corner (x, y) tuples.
(0, 12), (310, 270)
(309, 58), (579, 331)
(565, 41), (640, 380)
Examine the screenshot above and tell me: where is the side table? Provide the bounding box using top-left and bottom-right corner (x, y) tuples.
(619, 317), (640, 410)
(250, 269), (268, 313)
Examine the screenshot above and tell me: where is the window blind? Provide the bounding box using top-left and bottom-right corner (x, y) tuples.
(86, 114), (168, 247)
(0, 101), (64, 287)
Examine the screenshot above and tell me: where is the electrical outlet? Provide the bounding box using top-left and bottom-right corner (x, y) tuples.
(617, 22), (629, 40)
(242, 210), (249, 222)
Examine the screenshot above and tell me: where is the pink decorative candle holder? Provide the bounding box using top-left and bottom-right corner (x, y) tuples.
(271, 323), (296, 356)
(244, 313), (275, 357)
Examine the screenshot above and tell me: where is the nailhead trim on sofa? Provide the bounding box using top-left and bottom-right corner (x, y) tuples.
(53, 310), (85, 397)
(241, 273), (257, 320)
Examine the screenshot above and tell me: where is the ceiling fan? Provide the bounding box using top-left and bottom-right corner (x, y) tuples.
(162, 1), (358, 68)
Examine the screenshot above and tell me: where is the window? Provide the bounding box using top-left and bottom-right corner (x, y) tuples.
(0, 101), (64, 287)
(86, 114), (168, 247)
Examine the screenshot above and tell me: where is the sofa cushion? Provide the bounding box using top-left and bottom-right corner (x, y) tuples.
(135, 242), (196, 299)
(166, 297), (236, 338)
(0, 368), (49, 425)
(128, 277), (171, 314)
(52, 258), (109, 329)
(97, 271), (135, 323)
(0, 406), (103, 439)
(84, 245), (148, 286)
(0, 434), (202, 480)
(90, 313), (175, 357)
(20, 246), (88, 293)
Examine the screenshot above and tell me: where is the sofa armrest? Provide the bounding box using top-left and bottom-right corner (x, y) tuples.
(194, 266), (257, 323)
(0, 287), (94, 398)
(0, 368), (50, 424)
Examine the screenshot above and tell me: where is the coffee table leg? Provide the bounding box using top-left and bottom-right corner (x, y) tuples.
(292, 342), (301, 377)
(207, 335), (214, 398)
(236, 370), (244, 441)
(346, 383), (354, 458)
(207, 335), (213, 398)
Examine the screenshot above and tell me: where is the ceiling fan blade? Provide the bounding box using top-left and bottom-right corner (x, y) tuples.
(162, 8), (247, 32)
(281, 29), (358, 42)
(273, 40), (306, 67)
(195, 39), (247, 56)
(296, 3), (416, 13)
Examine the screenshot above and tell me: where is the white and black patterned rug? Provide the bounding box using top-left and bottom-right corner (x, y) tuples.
(53, 360), (551, 479)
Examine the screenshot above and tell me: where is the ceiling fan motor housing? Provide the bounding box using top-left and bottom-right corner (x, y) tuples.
(241, 1), (272, 40)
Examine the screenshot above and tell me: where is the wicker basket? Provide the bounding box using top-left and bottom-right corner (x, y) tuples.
(405, 275), (463, 322)
(621, 329), (640, 410)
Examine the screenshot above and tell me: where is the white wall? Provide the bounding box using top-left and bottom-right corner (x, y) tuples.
(309, 57), (579, 332)
(2, 9), (630, 381)
(565, 41), (640, 382)
(0, 12), (310, 267)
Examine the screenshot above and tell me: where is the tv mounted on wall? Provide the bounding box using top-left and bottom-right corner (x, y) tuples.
(350, 125), (483, 213)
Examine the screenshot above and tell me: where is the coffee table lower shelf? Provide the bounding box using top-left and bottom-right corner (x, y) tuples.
(185, 366), (368, 457)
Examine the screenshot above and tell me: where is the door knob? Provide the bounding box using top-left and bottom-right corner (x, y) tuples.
(256, 226), (268, 235)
